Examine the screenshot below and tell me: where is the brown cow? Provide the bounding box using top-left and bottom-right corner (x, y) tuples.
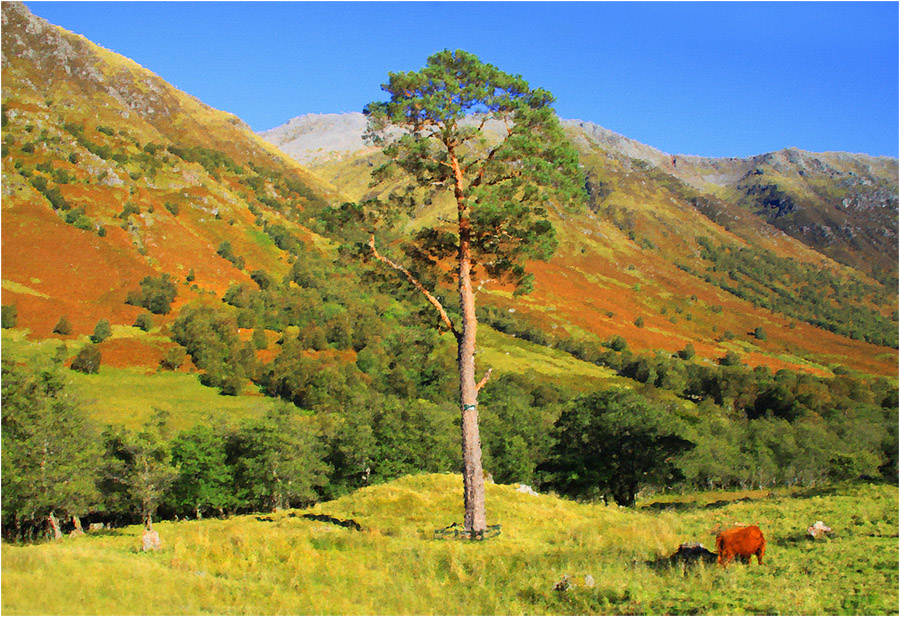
(716, 525), (765, 567)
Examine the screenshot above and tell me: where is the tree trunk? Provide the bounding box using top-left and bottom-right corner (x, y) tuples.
(458, 257), (487, 534)
(449, 145), (488, 535)
(47, 512), (62, 540)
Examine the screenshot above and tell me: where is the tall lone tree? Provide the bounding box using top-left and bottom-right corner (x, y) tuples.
(355, 50), (583, 533)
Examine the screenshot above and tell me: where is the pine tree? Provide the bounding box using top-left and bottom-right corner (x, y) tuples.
(349, 49), (583, 533)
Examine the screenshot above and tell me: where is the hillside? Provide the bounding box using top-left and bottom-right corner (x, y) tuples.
(2, 474), (897, 615)
(263, 113), (899, 377)
(1, 1), (337, 340)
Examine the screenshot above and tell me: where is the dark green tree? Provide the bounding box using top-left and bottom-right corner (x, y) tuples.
(90, 318), (112, 343)
(545, 389), (692, 507)
(1, 359), (103, 539)
(228, 404), (330, 511)
(70, 344), (101, 374)
(352, 49), (584, 533)
(479, 373), (561, 486)
(133, 313), (154, 332)
(169, 424), (234, 518)
(2, 304), (17, 329)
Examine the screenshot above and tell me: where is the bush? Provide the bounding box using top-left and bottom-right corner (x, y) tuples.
(2, 304), (17, 329)
(604, 335), (628, 352)
(52, 316), (72, 335)
(753, 326), (767, 341)
(71, 345), (101, 374)
(159, 347), (185, 371)
(677, 343), (696, 361)
(133, 313), (153, 332)
(118, 202), (140, 219)
(125, 274), (178, 315)
(217, 241), (245, 270)
(90, 319), (112, 343)
(719, 351), (742, 366)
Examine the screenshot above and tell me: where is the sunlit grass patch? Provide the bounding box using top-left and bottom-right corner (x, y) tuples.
(478, 326), (617, 391)
(2, 476), (897, 615)
(67, 366), (275, 430)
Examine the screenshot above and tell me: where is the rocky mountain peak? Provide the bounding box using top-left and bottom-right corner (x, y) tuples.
(259, 112), (370, 165)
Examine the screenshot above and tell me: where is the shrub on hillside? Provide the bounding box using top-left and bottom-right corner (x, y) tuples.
(677, 343), (696, 361)
(133, 313), (153, 332)
(158, 347), (185, 371)
(216, 241), (245, 270)
(719, 351), (742, 366)
(71, 345), (101, 374)
(125, 274), (178, 315)
(604, 335), (628, 352)
(52, 316), (72, 336)
(90, 319), (112, 343)
(2, 304), (17, 329)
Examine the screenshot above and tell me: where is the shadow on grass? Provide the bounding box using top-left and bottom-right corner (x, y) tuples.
(646, 544), (718, 572)
(641, 495), (760, 512)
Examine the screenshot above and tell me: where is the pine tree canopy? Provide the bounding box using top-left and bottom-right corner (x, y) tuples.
(358, 49), (585, 295)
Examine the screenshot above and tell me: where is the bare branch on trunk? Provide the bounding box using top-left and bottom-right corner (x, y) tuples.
(368, 234), (459, 337)
(475, 367), (493, 393)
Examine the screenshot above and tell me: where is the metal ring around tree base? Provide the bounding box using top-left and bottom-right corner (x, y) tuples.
(433, 522), (502, 541)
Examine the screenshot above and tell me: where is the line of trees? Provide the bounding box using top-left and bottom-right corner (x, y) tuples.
(3, 339), (895, 542)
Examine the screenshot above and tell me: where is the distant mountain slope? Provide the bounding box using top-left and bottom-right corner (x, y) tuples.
(261, 113), (898, 376)
(567, 121), (899, 278)
(259, 112), (371, 165)
(266, 113), (898, 278)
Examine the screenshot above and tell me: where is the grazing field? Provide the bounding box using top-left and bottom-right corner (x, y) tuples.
(2, 474), (896, 615)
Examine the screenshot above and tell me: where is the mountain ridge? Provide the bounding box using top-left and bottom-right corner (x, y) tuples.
(2, 1), (897, 383)
(262, 112), (898, 277)
(261, 111), (897, 175)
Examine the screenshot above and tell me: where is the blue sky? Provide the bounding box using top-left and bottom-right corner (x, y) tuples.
(24, 1), (899, 158)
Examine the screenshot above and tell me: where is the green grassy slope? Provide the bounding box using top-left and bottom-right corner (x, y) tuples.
(283, 119), (899, 378)
(2, 474), (896, 615)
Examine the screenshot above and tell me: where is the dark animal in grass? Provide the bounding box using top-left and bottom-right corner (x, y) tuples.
(716, 525), (766, 567)
(670, 541), (718, 565)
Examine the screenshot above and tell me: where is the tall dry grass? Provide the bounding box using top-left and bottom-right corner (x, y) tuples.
(2, 474), (897, 615)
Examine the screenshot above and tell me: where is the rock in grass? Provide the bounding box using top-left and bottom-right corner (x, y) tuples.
(807, 521), (833, 539)
(141, 529), (162, 552)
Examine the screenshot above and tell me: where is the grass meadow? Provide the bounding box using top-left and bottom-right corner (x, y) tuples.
(2, 474), (896, 615)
